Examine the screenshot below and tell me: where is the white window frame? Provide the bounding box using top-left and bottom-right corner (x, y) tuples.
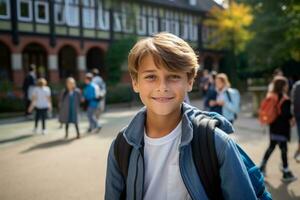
(136, 15), (146, 35)
(189, 0), (197, 6)
(83, 8), (95, 28)
(122, 12), (133, 33)
(98, 10), (109, 30)
(148, 17), (158, 35)
(35, 1), (49, 23)
(0, 0), (10, 19)
(54, 3), (65, 24)
(65, 0), (79, 27)
(113, 12), (121, 32)
(18, 0), (33, 22)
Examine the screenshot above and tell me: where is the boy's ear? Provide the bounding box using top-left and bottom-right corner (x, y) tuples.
(187, 79), (194, 92)
(132, 79), (139, 93)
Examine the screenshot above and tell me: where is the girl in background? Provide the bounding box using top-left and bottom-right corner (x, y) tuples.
(260, 76), (297, 182)
(58, 77), (81, 139)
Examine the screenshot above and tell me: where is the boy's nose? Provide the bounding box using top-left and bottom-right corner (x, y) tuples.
(157, 78), (169, 92)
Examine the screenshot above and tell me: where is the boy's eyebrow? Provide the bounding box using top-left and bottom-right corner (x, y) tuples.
(141, 69), (157, 73)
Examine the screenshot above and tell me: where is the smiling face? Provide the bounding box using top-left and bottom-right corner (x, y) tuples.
(132, 54), (193, 117)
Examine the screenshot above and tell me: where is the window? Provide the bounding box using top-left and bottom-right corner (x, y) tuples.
(83, 0), (95, 28)
(54, 1), (65, 24)
(35, 1), (49, 23)
(97, 0), (109, 30)
(136, 15), (146, 35)
(189, 0), (196, 6)
(0, 0), (10, 19)
(148, 17), (158, 35)
(113, 12), (121, 32)
(65, 0), (79, 26)
(121, 3), (133, 33)
(18, 0), (32, 22)
(189, 16), (198, 41)
(180, 15), (189, 40)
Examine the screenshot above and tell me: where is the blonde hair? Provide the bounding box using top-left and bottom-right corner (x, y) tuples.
(128, 32), (198, 80)
(216, 73), (231, 88)
(37, 78), (47, 87)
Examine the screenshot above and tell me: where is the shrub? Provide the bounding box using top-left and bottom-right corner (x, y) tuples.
(106, 83), (139, 104)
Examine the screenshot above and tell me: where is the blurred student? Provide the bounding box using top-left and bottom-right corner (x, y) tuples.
(83, 73), (101, 133)
(209, 73), (240, 123)
(28, 78), (52, 135)
(92, 68), (106, 118)
(291, 79), (300, 162)
(260, 76), (297, 182)
(22, 64), (36, 117)
(59, 77), (81, 139)
(203, 71), (220, 112)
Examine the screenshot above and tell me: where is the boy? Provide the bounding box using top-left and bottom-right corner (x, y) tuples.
(105, 33), (257, 199)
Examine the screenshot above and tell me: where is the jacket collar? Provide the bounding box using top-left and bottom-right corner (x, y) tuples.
(123, 103), (234, 149)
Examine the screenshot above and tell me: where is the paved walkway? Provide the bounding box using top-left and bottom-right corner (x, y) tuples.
(0, 100), (299, 200)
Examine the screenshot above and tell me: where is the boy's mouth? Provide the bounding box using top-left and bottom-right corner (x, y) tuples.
(151, 97), (174, 103)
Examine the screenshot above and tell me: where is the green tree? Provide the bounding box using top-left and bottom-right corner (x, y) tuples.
(105, 36), (137, 86)
(204, 2), (253, 54)
(238, 0), (300, 75)
(204, 1), (253, 84)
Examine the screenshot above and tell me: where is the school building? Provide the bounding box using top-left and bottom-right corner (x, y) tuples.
(0, 0), (223, 88)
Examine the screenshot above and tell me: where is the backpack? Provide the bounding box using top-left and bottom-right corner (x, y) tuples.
(225, 88), (240, 120)
(258, 93), (287, 125)
(113, 114), (272, 200)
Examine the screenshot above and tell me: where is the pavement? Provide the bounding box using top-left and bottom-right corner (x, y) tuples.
(0, 99), (299, 200)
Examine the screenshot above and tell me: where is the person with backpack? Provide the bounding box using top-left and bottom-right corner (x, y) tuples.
(58, 77), (81, 139)
(83, 73), (101, 133)
(92, 68), (106, 119)
(259, 76), (297, 182)
(105, 32), (271, 200)
(291, 79), (300, 162)
(209, 73), (240, 123)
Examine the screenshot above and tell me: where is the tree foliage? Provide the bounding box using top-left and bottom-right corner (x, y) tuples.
(237, 0), (300, 72)
(105, 36), (137, 86)
(204, 2), (253, 54)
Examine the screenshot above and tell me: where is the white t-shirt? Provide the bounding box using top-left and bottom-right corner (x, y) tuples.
(32, 86), (51, 109)
(143, 121), (191, 200)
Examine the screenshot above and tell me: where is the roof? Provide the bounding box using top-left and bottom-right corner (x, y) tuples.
(140, 0), (221, 13)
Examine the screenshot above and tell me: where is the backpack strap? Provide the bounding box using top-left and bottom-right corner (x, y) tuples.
(225, 89), (232, 103)
(191, 114), (224, 200)
(113, 128), (132, 200)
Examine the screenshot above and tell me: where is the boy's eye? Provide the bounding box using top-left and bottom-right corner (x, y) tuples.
(169, 75), (181, 80)
(145, 75), (156, 80)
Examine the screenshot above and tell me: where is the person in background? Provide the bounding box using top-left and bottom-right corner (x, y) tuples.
(209, 73), (240, 124)
(291, 78), (300, 162)
(83, 73), (102, 133)
(268, 68), (283, 93)
(59, 77), (81, 139)
(92, 68), (106, 118)
(198, 69), (210, 96)
(28, 78), (52, 135)
(22, 64), (36, 117)
(203, 71), (221, 113)
(260, 76), (297, 182)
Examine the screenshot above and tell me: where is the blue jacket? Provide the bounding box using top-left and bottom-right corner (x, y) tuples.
(83, 83), (99, 108)
(105, 103), (257, 200)
(221, 88), (240, 122)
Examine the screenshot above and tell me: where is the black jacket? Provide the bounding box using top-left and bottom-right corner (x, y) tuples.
(269, 99), (293, 140)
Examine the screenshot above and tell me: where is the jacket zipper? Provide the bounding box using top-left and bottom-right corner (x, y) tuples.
(179, 151), (196, 200)
(134, 153), (139, 200)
